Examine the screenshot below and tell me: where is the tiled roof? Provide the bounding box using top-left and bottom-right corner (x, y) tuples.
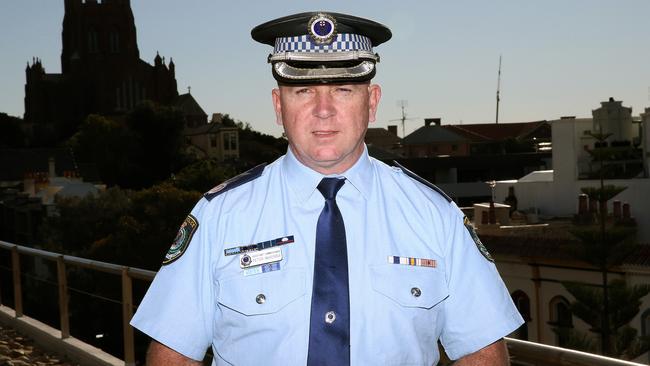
(174, 93), (207, 117)
(183, 122), (236, 136)
(443, 121), (550, 142)
(0, 148), (75, 182)
(402, 125), (468, 145)
(365, 127), (402, 146)
(484, 234), (650, 268)
(367, 144), (403, 160)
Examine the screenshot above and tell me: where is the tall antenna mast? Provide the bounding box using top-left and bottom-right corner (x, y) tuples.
(398, 100), (407, 137)
(389, 100), (417, 138)
(496, 55), (502, 124)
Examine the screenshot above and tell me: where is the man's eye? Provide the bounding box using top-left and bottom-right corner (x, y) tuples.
(335, 88), (352, 93)
(295, 88), (311, 94)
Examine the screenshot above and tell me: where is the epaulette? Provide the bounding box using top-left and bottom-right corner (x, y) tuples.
(392, 160), (452, 203)
(204, 163), (267, 201)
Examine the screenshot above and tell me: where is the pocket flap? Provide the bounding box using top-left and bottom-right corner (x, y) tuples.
(218, 267), (306, 315)
(370, 264), (449, 309)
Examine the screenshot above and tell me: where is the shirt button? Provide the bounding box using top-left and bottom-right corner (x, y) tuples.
(411, 287), (421, 297)
(256, 294), (266, 304)
(325, 311), (336, 324)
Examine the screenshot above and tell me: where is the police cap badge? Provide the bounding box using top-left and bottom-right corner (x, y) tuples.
(251, 11), (392, 84)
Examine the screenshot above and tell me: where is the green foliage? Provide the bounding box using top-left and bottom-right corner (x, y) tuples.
(171, 158), (235, 192)
(39, 187), (131, 255)
(580, 185), (627, 203)
(561, 279), (650, 359)
(68, 114), (138, 186)
(567, 226), (636, 268)
(68, 102), (189, 189)
(552, 327), (597, 353)
(40, 184), (201, 270)
(0, 113), (26, 148)
(221, 114), (287, 166)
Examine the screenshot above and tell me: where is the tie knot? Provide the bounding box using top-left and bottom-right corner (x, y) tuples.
(317, 178), (345, 200)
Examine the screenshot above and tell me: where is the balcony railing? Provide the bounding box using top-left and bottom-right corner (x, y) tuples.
(0, 240), (645, 366)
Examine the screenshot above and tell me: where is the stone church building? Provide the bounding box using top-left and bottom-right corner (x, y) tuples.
(23, 0), (179, 142)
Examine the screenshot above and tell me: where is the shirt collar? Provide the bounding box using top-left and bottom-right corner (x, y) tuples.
(282, 145), (374, 203)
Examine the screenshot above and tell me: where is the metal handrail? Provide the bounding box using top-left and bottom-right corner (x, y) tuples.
(0, 240), (646, 366)
(0, 240), (154, 366)
(506, 338), (646, 366)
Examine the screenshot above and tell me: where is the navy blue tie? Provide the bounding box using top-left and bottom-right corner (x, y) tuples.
(307, 178), (350, 366)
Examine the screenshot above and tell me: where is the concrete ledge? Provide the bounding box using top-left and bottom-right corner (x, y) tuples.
(0, 305), (123, 366)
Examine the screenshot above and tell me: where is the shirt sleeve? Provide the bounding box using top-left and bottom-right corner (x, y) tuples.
(130, 198), (216, 361)
(439, 206), (524, 360)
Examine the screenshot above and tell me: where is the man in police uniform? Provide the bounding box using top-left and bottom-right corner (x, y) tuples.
(131, 11), (523, 366)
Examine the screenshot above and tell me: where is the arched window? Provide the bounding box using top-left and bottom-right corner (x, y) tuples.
(641, 309), (650, 337)
(87, 28), (99, 53)
(549, 296), (572, 347)
(512, 290), (531, 321)
(109, 27), (120, 53)
(510, 290), (531, 340)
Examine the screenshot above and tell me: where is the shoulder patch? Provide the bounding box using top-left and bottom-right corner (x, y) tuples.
(392, 160), (452, 203)
(204, 163), (266, 201)
(464, 216), (494, 262)
(163, 214), (199, 265)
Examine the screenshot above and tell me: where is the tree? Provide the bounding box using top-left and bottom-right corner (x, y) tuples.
(171, 158), (235, 193)
(0, 113), (26, 148)
(221, 114), (288, 167)
(39, 187), (131, 256)
(69, 102), (189, 188)
(559, 279), (650, 360)
(68, 114), (139, 186)
(88, 183), (201, 270)
(125, 101), (188, 188)
(555, 129), (647, 357)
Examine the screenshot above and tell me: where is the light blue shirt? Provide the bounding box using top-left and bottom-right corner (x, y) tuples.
(131, 146), (523, 365)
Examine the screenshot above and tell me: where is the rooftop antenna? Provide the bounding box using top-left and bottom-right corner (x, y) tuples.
(390, 100), (418, 138)
(496, 55), (502, 124)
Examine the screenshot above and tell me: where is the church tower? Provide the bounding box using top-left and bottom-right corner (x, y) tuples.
(24, 0), (178, 143)
(61, 0), (140, 74)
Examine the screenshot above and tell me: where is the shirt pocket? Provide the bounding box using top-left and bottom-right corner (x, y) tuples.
(369, 264), (449, 309)
(217, 267), (306, 315)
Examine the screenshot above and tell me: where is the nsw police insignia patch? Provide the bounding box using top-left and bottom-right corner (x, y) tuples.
(163, 214), (199, 265)
(463, 216), (494, 262)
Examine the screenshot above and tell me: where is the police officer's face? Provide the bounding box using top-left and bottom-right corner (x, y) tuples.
(272, 82), (381, 174)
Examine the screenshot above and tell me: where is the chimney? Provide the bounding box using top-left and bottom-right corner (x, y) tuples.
(424, 118), (441, 127)
(578, 194), (588, 215)
(387, 125), (398, 136)
(613, 200), (621, 219)
(48, 157), (56, 178)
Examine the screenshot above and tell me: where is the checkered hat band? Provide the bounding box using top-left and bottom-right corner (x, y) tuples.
(274, 33), (373, 53)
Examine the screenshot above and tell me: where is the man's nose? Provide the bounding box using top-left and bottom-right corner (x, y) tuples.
(313, 89), (335, 119)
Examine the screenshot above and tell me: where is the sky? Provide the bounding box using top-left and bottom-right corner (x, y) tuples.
(1, 0), (649, 138)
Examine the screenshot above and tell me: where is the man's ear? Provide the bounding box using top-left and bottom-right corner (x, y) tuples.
(272, 88), (283, 125)
(367, 84), (382, 123)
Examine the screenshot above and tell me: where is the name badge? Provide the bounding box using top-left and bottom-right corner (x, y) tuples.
(240, 247), (282, 268)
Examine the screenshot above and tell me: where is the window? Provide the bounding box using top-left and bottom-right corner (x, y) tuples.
(109, 29), (120, 53)
(223, 131), (238, 151)
(510, 290), (531, 340)
(549, 296), (572, 347)
(87, 28), (99, 53)
(641, 309), (650, 337)
(210, 135), (217, 148)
